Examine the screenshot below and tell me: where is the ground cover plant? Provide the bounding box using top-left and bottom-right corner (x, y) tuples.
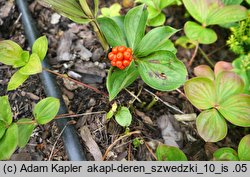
(0, 0), (249, 161)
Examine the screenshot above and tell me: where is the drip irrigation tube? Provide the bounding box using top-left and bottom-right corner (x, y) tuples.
(16, 0), (86, 161)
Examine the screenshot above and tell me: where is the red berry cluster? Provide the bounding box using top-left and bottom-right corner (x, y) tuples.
(108, 46), (133, 70)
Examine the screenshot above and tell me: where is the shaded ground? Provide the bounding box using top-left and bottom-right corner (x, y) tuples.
(0, 0), (248, 161)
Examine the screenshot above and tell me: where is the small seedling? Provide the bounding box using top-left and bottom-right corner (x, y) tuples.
(156, 144), (187, 161)
(0, 96), (60, 160)
(213, 134), (250, 161)
(184, 61), (250, 142)
(99, 3), (121, 18)
(0, 36), (48, 90)
(182, 0), (247, 44)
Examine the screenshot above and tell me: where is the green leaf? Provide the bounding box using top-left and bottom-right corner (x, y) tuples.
(194, 65), (215, 80)
(100, 3), (121, 18)
(218, 94), (250, 127)
(206, 5), (247, 26)
(107, 62), (139, 101)
(94, 0), (99, 17)
(147, 6), (161, 19)
(115, 106), (132, 127)
(0, 96), (13, 125)
(7, 70), (29, 91)
(184, 77), (216, 110)
(160, 0), (176, 9)
(0, 123), (18, 160)
(98, 17), (127, 47)
(147, 13), (166, 27)
(238, 134), (250, 161)
(33, 97), (60, 125)
(79, 0), (94, 17)
(19, 53), (42, 75)
(175, 36), (196, 49)
(214, 61), (233, 76)
(247, 0), (250, 5)
(213, 147), (239, 161)
(32, 36), (48, 61)
(0, 120), (7, 139)
(124, 5), (148, 49)
(216, 71), (244, 104)
(42, 0), (89, 22)
(156, 144), (188, 161)
(134, 26), (179, 57)
(17, 118), (36, 148)
(13, 51), (30, 68)
(0, 40), (23, 66)
(137, 51), (187, 91)
(196, 109), (227, 142)
(221, 0), (243, 5)
(184, 21), (217, 44)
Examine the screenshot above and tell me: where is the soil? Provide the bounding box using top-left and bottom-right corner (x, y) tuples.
(0, 0), (249, 161)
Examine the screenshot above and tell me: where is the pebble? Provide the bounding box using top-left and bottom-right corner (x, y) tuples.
(50, 13), (61, 24)
(92, 48), (104, 61)
(67, 71), (82, 80)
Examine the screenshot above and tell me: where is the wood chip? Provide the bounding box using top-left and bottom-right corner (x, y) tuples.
(79, 126), (102, 161)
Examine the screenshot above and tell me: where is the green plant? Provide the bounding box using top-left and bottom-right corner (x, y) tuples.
(182, 0), (247, 44)
(99, 5), (187, 100)
(0, 95), (60, 160)
(99, 3), (121, 18)
(156, 144), (188, 161)
(0, 36), (48, 90)
(184, 61), (250, 142)
(213, 134), (250, 161)
(135, 0), (178, 26)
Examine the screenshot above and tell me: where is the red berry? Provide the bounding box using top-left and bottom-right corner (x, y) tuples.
(116, 61), (122, 68)
(108, 53), (114, 60)
(112, 47), (118, 54)
(123, 60), (130, 67)
(112, 55), (117, 62)
(116, 52), (123, 61)
(128, 56), (133, 61)
(111, 61), (116, 66)
(118, 65), (126, 70)
(123, 51), (131, 60)
(118, 46), (126, 53)
(126, 48), (132, 53)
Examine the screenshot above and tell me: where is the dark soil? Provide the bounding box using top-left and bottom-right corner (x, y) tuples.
(0, 0), (248, 161)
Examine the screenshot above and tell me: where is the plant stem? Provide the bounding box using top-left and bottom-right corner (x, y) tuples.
(55, 111), (106, 119)
(43, 68), (108, 97)
(145, 96), (158, 111)
(188, 43), (199, 67)
(198, 47), (215, 67)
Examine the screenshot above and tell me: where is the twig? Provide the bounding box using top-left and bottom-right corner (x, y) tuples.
(125, 88), (142, 103)
(102, 130), (141, 160)
(43, 68), (108, 97)
(144, 141), (157, 160)
(143, 88), (184, 114)
(10, 13), (22, 35)
(176, 88), (187, 99)
(188, 44), (199, 67)
(198, 47), (215, 67)
(48, 124), (67, 161)
(55, 111), (106, 119)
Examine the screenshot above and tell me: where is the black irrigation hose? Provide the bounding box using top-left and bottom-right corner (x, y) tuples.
(16, 0), (86, 161)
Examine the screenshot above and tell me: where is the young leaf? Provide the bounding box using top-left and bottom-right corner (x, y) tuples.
(32, 36), (48, 61)
(218, 94), (250, 127)
(147, 6), (161, 19)
(0, 123), (18, 160)
(213, 147), (239, 161)
(115, 106), (132, 127)
(184, 77), (216, 109)
(184, 21), (217, 44)
(238, 134), (250, 161)
(214, 61), (233, 76)
(0, 120), (7, 139)
(13, 51), (30, 68)
(196, 109), (227, 142)
(137, 51), (187, 91)
(33, 97), (60, 125)
(134, 26), (179, 57)
(147, 13), (166, 27)
(107, 62), (139, 101)
(100, 3), (121, 17)
(19, 53), (42, 75)
(206, 5), (247, 26)
(221, 0), (243, 5)
(216, 71), (244, 104)
(0, 40), (23, 66)
(7, 70), (29, 91)
(98, 17), (127, 47)
(17, 118), (36, 148)
(156, 144), (188, 161)
(0, 96), (13, 125)
(124, 5), (148, 49)
(193, 65), (215, 80)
